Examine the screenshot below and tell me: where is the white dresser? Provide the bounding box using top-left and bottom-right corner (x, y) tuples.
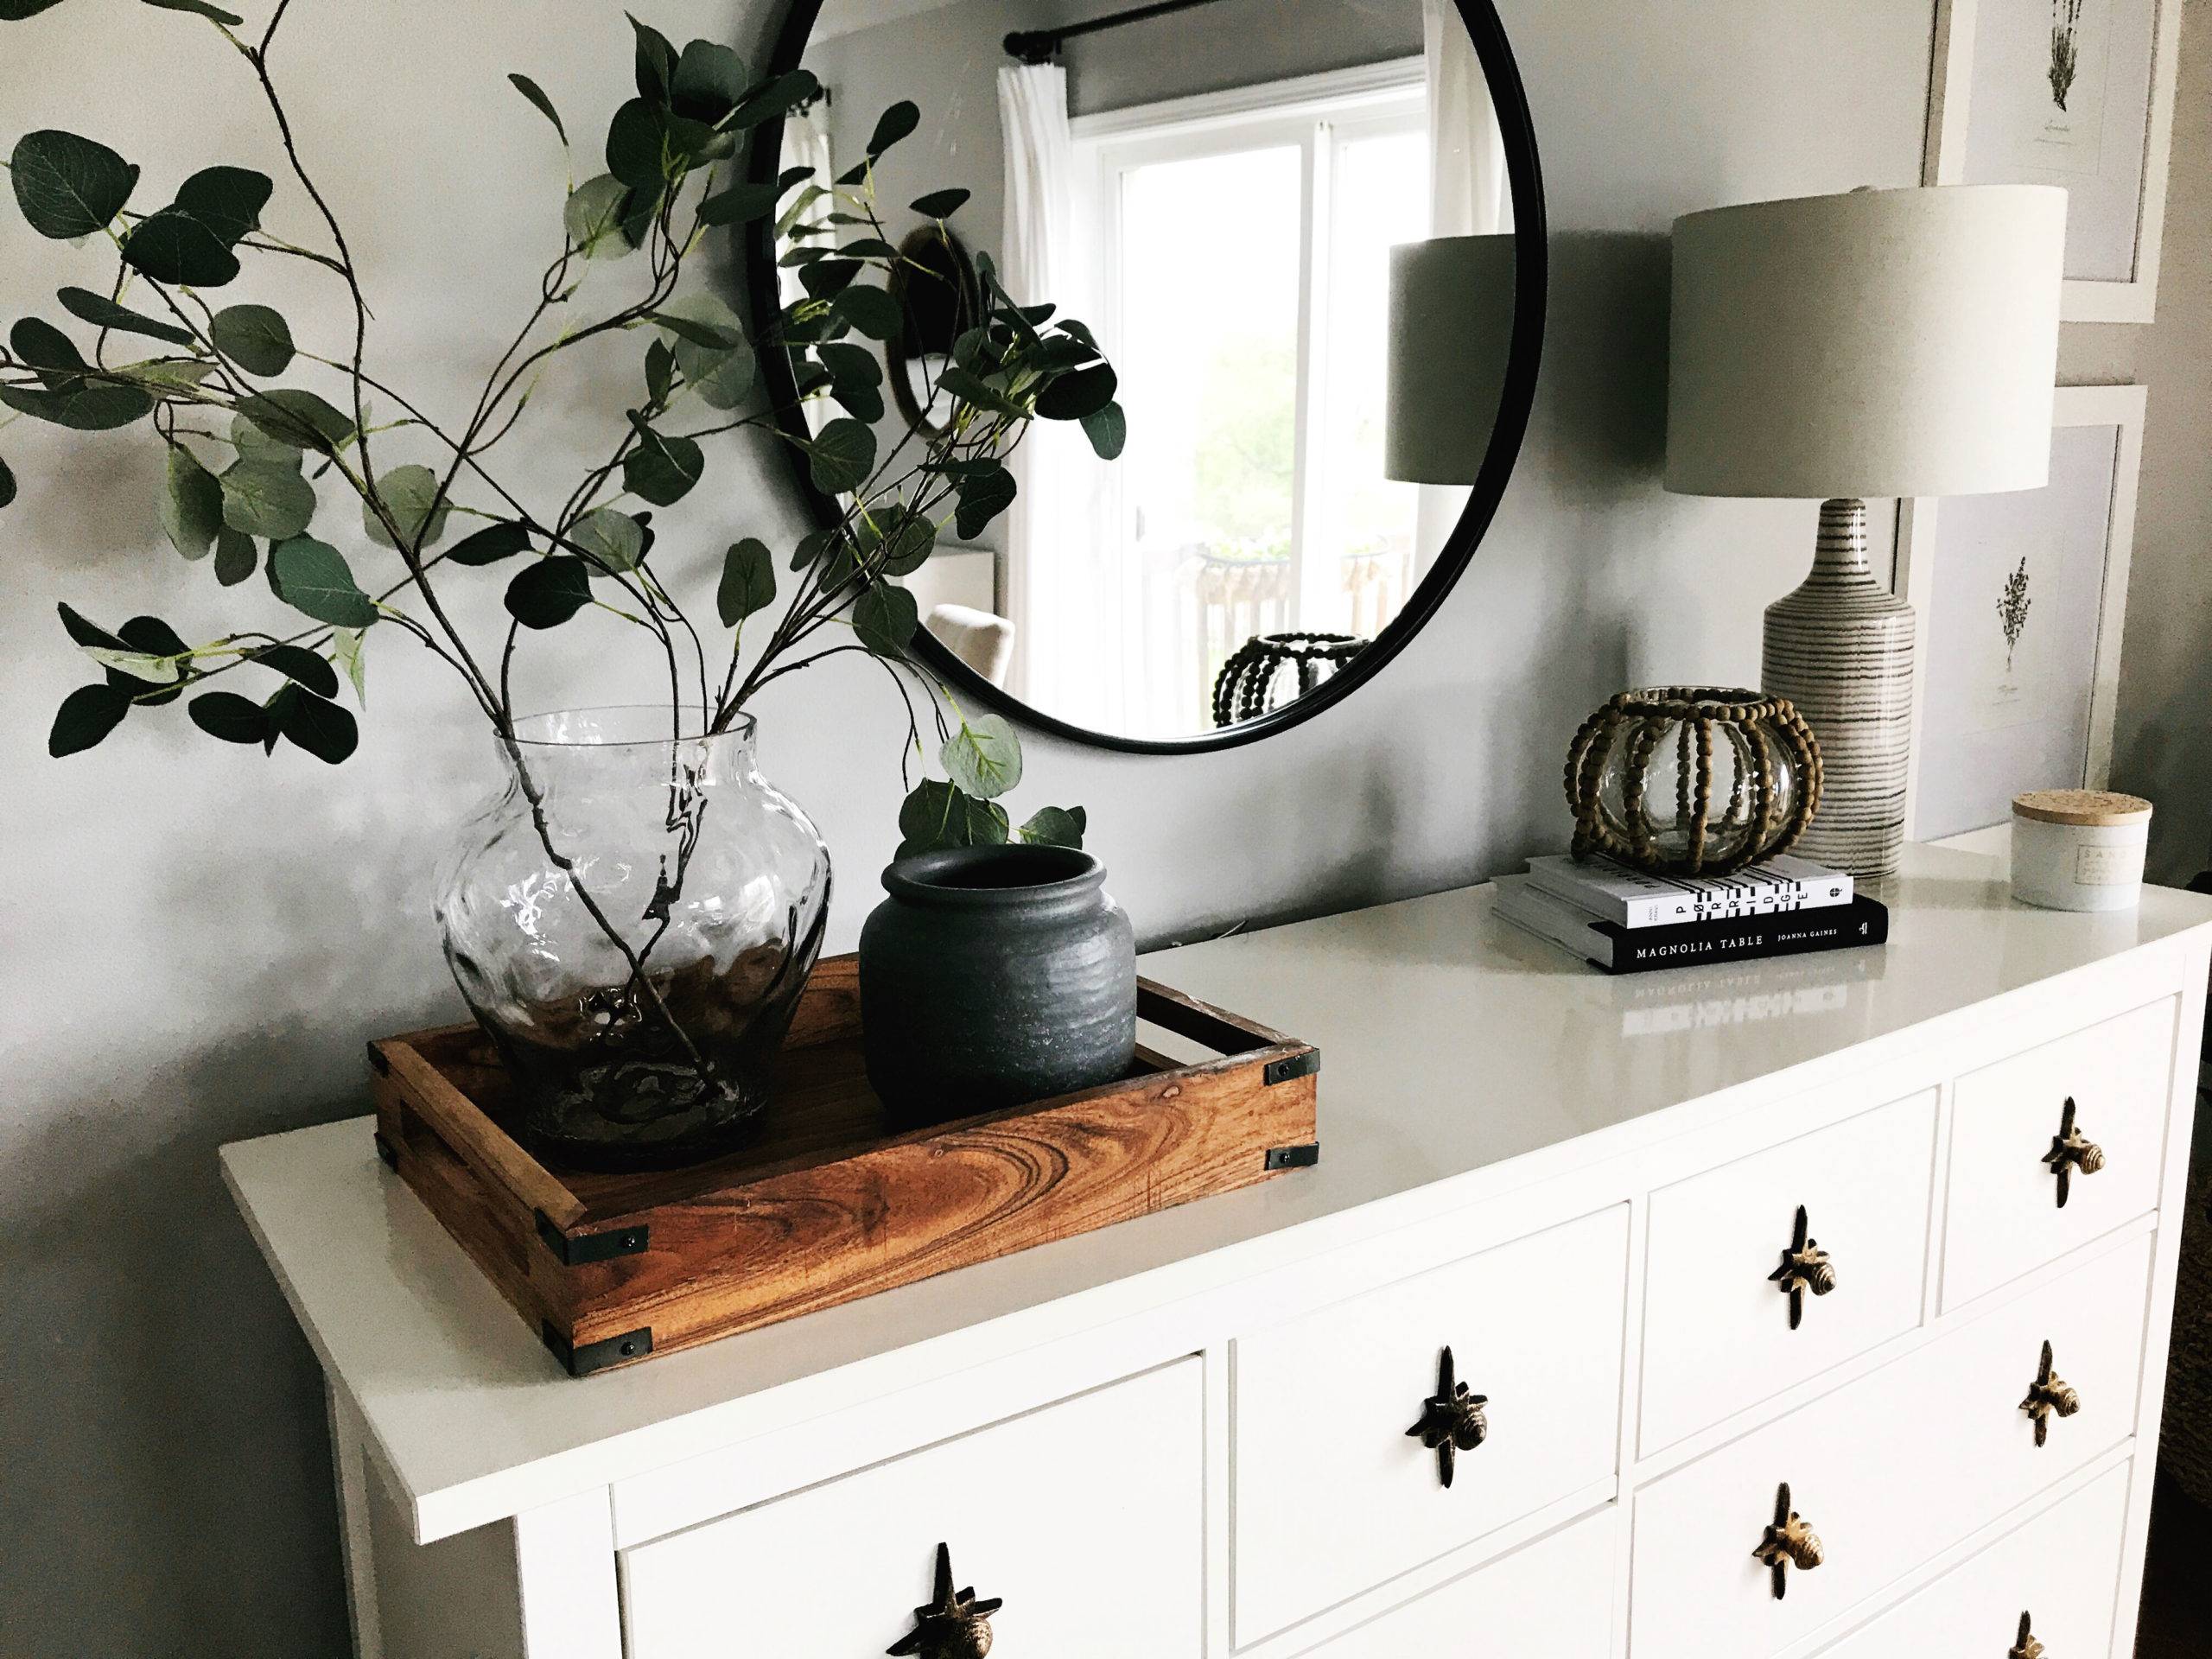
(224, 845), (2210, 1659)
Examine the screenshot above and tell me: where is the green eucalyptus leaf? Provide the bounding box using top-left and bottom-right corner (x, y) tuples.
(935, 364), (1022, 417)
(0, 453), (15, 511)
(806, 417), (875, 494)
(671, 39), (747, 120)
(10, 316), (87, 386)
(868, 100), (919, 156)
(645, 337), (675, 404)
(850, 581), (918, 658)
(606, 97), (667, 191)
(507, 73), (568, 144)
(56, 286), (194, 346)
(817, 340), (884, 423)
(505, 556), (594, 627)
(122, 208), (238, 286)
(331, 626), (368, 706)
(175, 165), (270, 244)
(49, 683), (132, 757)
(1081, 400), (1127, 461)
(942, 714), (1022, 800)
(0, 379), (154, 430)
(799, 257), (861, 300)
(236, 388), (353, 453)
(113, 614), (188, 696)
(568, 506), (645, 573)
(364, 462), (452, 550)
(910, 188), (969, 219)
(161, 444), (223, 559)
(250, 641), (339, 698)
(10, 130), (137, 239)
(112, 356), (216, 389)
(630, 15), (677, 102)
(188, 690), (269, 745)
(617, 180), (660, 249)
(213, 527), (257, 585)
(269, 535), (379, 627)
(955, 464), (1017, 540)
(3, 0), (73, 17)
(80, 644), (180, 684)
(1035, 362), (1118, 421)
(728, 70), (820, 132)
(896, 779), (1008, 856)
(790, 527), (833, 571)
(142, 0), (245, 23)
(209, 303), (294, 376)
(276, 686), (358, 764)
(832, 283), (901, 341)
(696, 179), (778, 226)
(230, 410), (301, 469)
(621, 417), (704, 506)
(57, 601), (128, 651)
(1016, 804), (1086, 849)
(220, 457), (315, 539)
(716, 537), (775, 626)
(563, 174), (634, 258)
(443, 519), (531, 566)
(649, 307), (745, 352)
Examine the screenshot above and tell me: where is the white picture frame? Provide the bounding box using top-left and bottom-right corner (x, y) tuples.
(1895, 383), (2146, 837)
(1925, 0), (2182, 322)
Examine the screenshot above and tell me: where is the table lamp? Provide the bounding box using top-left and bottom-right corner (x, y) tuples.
(1386, 233), (1517, 486)
(1665, 185), (2066, 879)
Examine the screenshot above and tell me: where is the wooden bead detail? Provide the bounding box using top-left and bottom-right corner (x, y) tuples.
(1564, 686), (1822, 876)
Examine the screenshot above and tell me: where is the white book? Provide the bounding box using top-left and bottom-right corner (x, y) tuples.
(1522, 853), (1853, 930)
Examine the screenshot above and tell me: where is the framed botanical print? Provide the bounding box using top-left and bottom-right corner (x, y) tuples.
(1896, 384), (2146, 839)
(1925, 0), (2182, 321)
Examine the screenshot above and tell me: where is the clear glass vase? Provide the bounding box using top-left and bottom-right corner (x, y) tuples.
(435, 708), (831, 1170)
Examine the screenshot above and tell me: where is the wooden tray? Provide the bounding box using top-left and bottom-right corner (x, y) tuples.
(368, 955), (1320, 1376)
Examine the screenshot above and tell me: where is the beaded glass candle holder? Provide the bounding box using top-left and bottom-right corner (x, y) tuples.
(1564, 687), (1822, 876)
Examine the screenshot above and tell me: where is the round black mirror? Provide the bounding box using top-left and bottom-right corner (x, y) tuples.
(747, 0), (1545, 752)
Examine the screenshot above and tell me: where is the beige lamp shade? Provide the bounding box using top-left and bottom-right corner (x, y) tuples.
(1665, 185), (2066, 499)
(1385, 234), (1516, 485)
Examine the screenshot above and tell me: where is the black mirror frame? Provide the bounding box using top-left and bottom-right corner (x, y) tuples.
(743, 0), (1548, 755)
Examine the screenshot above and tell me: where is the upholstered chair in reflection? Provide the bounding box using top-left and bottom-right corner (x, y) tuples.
(926, 605), (1016, 689)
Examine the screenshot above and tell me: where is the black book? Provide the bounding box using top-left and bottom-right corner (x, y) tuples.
(1496, 876), (1889, 976)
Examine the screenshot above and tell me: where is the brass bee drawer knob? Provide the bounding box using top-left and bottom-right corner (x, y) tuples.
(887, 1542), (1001, 1659)
(2019, 1340), (2082, 1447)
(2009, 1610), (2045, 1659)
(2042, 1098), (2106, 1208)
(1751, 1481), (1825, 1601)
(1406, 1344), (1490, 1489)
(1769, 1205), (1838, 1330)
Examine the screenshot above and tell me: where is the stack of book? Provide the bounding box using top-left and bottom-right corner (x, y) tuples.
(1495, 853), (1887, 976)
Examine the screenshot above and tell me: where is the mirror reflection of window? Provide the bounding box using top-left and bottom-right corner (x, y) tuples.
(1061, 67), (1431, 738)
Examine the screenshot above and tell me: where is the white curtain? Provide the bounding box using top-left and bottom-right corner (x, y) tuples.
(995, 63), (1115, 715)
(1417, 0), (1514, 568)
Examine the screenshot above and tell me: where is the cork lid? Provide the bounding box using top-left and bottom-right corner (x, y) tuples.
(2012, 789), (2153, 827)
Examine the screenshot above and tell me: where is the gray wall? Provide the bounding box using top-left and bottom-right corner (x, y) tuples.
(3, 1), (2198, 1654)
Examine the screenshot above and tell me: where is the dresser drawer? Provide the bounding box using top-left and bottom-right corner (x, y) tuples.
(1630, 1230), (2152, 1659)
(1232, 1205), (1629, 1644)
(1309, 1506), (1617, 1659)
(1642, 1090), (1938, 1452)
(1942, 997), (2177, 1310)
(1813, 1460), (2132, 1659)
(620, 1360), (1203, 1659)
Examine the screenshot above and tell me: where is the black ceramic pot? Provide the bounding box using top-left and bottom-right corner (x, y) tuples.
(858, 845), (1137, 1127)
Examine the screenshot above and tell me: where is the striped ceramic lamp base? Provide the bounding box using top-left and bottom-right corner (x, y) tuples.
(1761, 498), (1916, 880)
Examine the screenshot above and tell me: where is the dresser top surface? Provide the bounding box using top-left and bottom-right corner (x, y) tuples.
(221, 845), (2212, 1541)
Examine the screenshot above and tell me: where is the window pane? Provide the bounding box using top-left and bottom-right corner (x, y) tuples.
(1117, 144), (1304, 733)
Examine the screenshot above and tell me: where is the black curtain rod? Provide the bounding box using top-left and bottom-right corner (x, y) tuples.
(1005, 0), (1227, 64)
